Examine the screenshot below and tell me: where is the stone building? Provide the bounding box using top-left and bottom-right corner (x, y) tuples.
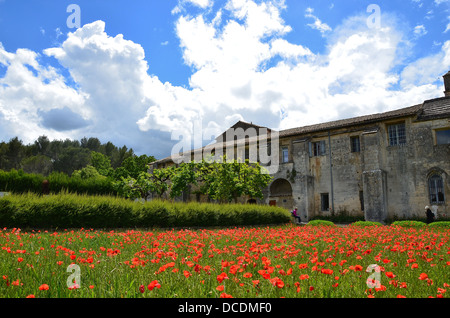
(149, 72), (450, 223)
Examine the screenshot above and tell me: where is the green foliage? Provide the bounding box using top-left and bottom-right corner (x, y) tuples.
(0, 169), (116, 196)
(0, 135), (139, 176)
(90, 151), (113, 177)
(349, 221), (383, 227)
(306, 220), (336, 226)
(113, 154), (156, 180)
(391, 220), (427, 228)
(427, 221), (450, 229)
(0, 193), (291, 229)
(72, 165), (104, 179)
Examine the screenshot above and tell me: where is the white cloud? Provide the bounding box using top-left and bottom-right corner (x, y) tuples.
(445, 22), (450, 33)
(305, 7), (332, 36)
(0, 43), (88, 142)
(0, 0), (448, 158)
(413, 25), (427, 37)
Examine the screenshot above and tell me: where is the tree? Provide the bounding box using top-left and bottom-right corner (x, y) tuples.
(150, 157), (272, 203)
(33, 136), (50, 156)
(90, 151), (113, 177)
(114, 169), (171, 200)
(113, 154), (156, 180)
(205, 158), (272, 203)
(21, 155), (53, 175)
(72, 165), (105, 180)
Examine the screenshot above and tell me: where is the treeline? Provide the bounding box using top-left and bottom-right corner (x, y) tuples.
(0, 135), (155, 176)
(0, 136), (157, 196)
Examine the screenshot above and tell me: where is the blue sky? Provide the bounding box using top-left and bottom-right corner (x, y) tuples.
(0, 0), (449, 158)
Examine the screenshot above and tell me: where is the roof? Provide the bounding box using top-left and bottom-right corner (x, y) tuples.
(279, 104), (422, 138)
(416, 96), (450, 121)
(150, 96), (450, 165)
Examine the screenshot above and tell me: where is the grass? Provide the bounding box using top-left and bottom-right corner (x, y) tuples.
(1, 223), (449, 298)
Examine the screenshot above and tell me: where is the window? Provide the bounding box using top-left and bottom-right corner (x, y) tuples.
(309, 140), (326, 157)
(281, 147), (289, 163)
(321, 193), (329, 211)
(429, 174), (445, 204)
(351, 136), (360, 153)
(436, 129), (450, 145)
(387, 123), (406, 146)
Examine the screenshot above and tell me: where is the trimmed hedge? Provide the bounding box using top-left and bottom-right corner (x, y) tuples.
(0, 193), (291, 229)
(428, 221), (450, 229)
(391, 220), (427, 228)
(306, 220), (335, 227)
(349, 221), (383, 227)
(0, 169), (117, 196)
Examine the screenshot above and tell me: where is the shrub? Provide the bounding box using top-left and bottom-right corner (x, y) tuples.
(306, 220), (335, 227)
(350, 221), (383, 227)
(428, 221), (450, 229)
(0, 193), (291, 229)
(0, 169), (116, 196)
(391, 220), (427, 228)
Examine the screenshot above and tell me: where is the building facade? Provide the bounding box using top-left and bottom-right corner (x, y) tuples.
(149, 72), (450, 223)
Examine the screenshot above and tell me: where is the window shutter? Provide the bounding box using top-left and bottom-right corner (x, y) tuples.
(320, 140), (326, 155)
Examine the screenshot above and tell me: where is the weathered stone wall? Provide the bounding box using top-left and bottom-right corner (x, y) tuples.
(264, 116), (449, 221)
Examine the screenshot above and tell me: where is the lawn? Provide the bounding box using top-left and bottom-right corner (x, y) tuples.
(1, 223), (449, 298)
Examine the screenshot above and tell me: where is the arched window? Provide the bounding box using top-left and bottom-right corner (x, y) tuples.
(429, 174), (445, 204)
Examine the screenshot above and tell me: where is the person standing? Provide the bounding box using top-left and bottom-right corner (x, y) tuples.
(425, 206), (435, 224)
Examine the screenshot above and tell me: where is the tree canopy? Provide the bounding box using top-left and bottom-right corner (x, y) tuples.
(115, 157), (272, 203)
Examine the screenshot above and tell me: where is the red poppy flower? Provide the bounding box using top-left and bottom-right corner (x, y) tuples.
(385, 272), (395, 278)
(419, 273), (428, 281)
(217, 272), (229, 283)
(299, 274), (309, 280)
(38, 284), (49, 291)
(148, 280), (161, 291)
(216, 285), (224, 291)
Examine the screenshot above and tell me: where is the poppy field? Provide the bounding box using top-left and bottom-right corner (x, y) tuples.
(1, 223), (449, 298)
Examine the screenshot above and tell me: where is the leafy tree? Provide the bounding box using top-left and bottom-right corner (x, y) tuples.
(114, 169), (171, 200)
(114, 154), (156, 180)
(206, 158), (272, 203)
(148, 157), (272, 203)
(21, 155), (53, 175)
(72, 165), (104, 180)
(90, 151), (113, 177)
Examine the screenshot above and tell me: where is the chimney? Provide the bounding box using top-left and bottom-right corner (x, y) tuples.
(444, 71), (450, 97)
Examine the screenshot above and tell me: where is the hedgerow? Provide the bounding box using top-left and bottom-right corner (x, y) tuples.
(0, 192), (290, 229)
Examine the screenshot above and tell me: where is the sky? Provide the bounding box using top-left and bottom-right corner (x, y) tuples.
(0, 0), (449, 159)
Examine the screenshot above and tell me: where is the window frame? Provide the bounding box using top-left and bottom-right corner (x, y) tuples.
(435, 128), (450, 145)
(350, 136), (361, 153)
(387, 122), (406, 146)
(281, 146), (289, 163)
(320, 193), (330, 211)
(309, 140), (326, 157)
(429, 174), (445, 205)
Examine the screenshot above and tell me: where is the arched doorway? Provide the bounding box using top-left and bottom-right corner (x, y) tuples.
(269, 178), (294, 210)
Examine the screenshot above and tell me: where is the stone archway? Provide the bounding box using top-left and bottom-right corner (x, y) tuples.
(269, 178), (294, 210)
